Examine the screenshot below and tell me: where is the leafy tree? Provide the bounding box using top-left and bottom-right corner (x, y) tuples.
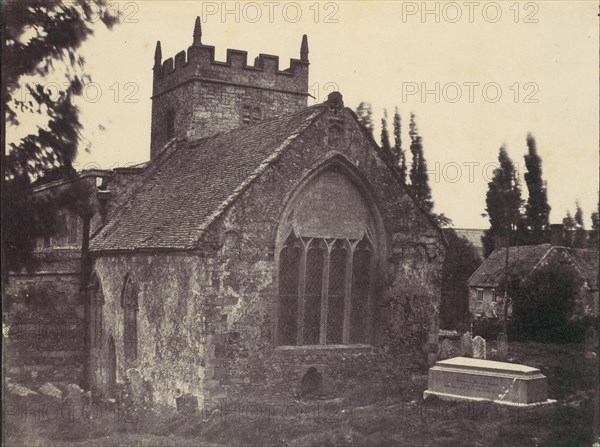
(563, 210), (576, 229)
(482, 147), (523, 256)
(408, 113), (433, 213)
(523, 134), (550, 244)
(590, 195), (599, 248)
(392, 107), (407, 183)
(355, 102), (374, 136)
(380, 109), (392, 158)
(505, 257), (581, 342)
(441, 229), (483, 329)
(3, 1), (118, 277)
(574, 201), (585, 228)
(573, 201), (587, 247)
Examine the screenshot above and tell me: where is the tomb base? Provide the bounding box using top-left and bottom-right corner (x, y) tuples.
(424, 357), (555, 407)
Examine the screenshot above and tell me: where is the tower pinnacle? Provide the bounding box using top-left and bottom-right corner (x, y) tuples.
(300, 34), (309, 62)
(154, 41), (162, 67)
(193, 16), (202, 45)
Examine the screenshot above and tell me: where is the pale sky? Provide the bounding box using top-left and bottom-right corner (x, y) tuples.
(9, 1), (600, 228)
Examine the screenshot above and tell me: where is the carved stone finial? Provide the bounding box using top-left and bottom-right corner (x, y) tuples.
(193, 16), (202, 45)
(327, 91), (343, 111)
(154, 41), (162, 67)
(300, 34), (309, 62)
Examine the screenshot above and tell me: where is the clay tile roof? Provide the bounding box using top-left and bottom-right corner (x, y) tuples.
(90, 105), (325, 252)
(468, 244), (553, 287)
(568, 248), (599, 289)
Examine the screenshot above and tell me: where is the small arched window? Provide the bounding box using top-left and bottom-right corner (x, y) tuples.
(121, 275), (138, 367)
(89, 273), (104, 348)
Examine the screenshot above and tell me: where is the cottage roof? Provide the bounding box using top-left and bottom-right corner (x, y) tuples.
(468, 243), (599, 289)
(468, 244), (553, 287)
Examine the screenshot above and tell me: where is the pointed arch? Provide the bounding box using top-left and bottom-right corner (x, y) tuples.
(274, 154), (388, 346)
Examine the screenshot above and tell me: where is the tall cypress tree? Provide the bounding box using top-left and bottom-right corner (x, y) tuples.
(380, 109), (392, 157)
(482, 147), (523, 256)
(393, 107), (407, 183)
(523, 134), (551, 244)
(355, 102), (374, 136)
(408, 113), (433, 213)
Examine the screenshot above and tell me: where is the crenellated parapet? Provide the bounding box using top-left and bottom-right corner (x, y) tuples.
(153, 45), (308, 98)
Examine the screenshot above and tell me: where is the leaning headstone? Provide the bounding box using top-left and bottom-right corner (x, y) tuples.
(584, 327), (598, 360)
(439, 339), (454, 360)
(473, 336), (487, 359)
(497, 333), (509, 361)
(460, 332), (473, 357)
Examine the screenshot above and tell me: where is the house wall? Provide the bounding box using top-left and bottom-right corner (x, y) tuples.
(469, 286), (503, 318)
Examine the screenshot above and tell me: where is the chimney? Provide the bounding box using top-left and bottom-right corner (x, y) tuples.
(549, 224), (563, 246)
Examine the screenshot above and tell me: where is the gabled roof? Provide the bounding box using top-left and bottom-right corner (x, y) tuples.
(90, 105), (325, 252)
(451, 228), (485, 249)
(468, 244), (600, 289)
(468, 244), (554, 287)
(568, 248), (599, 290)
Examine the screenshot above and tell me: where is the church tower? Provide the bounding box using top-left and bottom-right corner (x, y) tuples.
(150, 17), (310, 159)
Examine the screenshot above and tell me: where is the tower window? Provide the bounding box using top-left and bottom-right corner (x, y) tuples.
(242, 106), (251, 124)
(242, 105), (261, 125)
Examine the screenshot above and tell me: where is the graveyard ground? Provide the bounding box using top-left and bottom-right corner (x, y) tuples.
(3, 341), (599, 447)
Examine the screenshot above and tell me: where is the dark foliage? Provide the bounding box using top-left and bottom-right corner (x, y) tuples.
(482, 147), (523, 256)
(3, 0), (118, 274)
(523, 134), (550, 244)
(440, 229), (483, 329)
(504, 257), (582, 343)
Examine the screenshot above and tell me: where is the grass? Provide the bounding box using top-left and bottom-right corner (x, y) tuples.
(3, 342), (598, 447)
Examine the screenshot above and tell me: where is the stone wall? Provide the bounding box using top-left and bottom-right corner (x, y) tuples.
(193, 104), (445, 403)
(4, 250), (85, 385)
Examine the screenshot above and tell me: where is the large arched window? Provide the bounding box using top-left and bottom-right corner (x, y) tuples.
(89, 273), (104, 348)
(276, 161), (383, 346)
(121, 275), (138, 367)
(278, 234), (375, 346)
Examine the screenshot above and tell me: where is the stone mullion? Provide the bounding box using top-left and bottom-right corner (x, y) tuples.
(342, 240), (354, 344)
(365, 248), (376, 344)
(296, 238), (309, 345)
(319, 239), (331, 345)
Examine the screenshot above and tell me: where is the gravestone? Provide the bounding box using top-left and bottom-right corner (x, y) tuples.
(439, 339), (454, 360)
(497, 333), (509, 361)
(584, 327), (598, 360)
(460, 332), (473, 357)
(473, 336), (487, 359)
(424, 357), (553, 406)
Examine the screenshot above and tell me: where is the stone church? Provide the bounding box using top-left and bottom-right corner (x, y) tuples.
(6, 18), (445, 408)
